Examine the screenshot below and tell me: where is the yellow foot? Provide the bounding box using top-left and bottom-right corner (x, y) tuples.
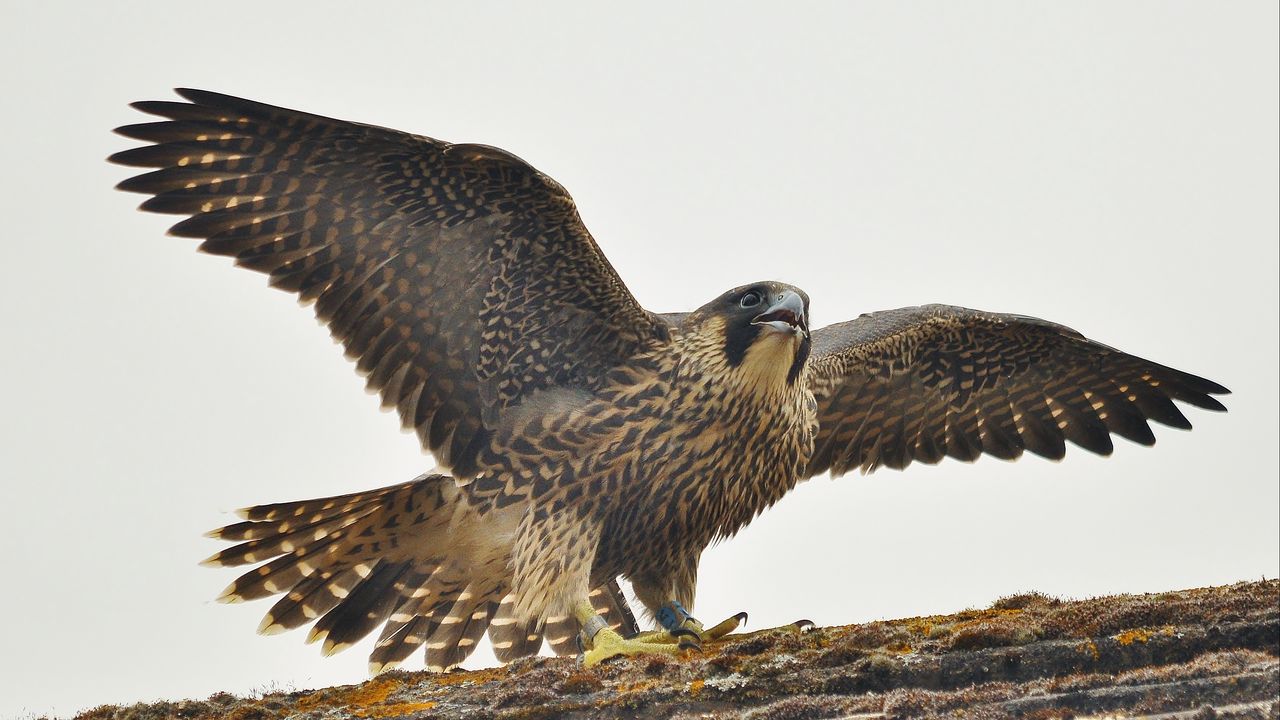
(574, 599), (696, 666)
(632, 610), (748, 647)
(581, 626), (689, 667)
(633, 609), (814, 650)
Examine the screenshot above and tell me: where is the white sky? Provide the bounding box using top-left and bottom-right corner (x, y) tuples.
(1, 2), (1276, 717)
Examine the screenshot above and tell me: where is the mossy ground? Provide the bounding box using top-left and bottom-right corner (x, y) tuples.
(68, 580), (1278, 719)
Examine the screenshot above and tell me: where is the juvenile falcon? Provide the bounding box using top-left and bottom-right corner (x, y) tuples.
(111, 89), (1229, 670)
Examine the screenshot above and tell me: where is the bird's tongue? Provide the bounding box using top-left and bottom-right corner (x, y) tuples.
(754, 308), (800, 327)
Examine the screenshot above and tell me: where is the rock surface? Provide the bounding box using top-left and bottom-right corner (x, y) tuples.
(71, 580), (1278, 719)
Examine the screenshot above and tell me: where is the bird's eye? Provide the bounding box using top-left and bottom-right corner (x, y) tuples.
(739, 292), (762, 309)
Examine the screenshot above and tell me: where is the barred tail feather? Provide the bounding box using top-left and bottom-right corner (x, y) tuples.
(206, 471), (643, 670)
(258, 568), (361, 634)
(234, 478), (420, 522)
(370, 615), (437, 674)
(202, 508), (379, 566)
(205, 474), (468, 663)
(592, 579), (640, 638)
(309, 559), (413, 656)
(369, 571), (465, 673)
(543, 613), (579, 657)
(215, 535), (349, 603)
(488, 592), (544, 663)
(425, 590), (501, 671)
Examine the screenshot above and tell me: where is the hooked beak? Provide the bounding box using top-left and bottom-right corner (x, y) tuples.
(751, 292), (808, 336)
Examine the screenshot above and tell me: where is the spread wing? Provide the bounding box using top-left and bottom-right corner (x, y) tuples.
(112, 89), (668, 479)
(804, 304), (1228, 477)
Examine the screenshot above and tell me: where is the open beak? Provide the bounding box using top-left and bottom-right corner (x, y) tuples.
(751, 292), (808, 336)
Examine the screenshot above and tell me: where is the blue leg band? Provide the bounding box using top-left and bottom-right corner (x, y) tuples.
(656, 601), (694, 631)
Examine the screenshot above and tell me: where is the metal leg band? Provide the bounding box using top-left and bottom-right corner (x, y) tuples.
(580, 613), (609, 641)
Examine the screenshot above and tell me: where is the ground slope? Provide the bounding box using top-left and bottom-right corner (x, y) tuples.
(72, 580), (1278, 719)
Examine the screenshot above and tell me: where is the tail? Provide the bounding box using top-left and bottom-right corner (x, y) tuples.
(203, 473), (639, 672)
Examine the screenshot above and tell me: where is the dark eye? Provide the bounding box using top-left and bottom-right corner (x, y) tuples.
(739, 291), (762, 309)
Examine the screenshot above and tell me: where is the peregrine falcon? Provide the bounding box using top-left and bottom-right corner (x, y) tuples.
(111, 89), (1228, 670)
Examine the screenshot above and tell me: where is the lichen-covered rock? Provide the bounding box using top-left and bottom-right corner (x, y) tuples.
(67, 580), (1279, 719)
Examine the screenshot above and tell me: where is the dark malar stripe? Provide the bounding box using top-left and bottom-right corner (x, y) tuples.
(723, 322), (761, 368)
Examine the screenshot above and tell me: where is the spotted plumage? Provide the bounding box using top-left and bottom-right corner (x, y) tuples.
(112, 90), (1228, 671)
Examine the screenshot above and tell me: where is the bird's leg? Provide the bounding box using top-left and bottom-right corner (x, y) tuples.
(630, 601), (747, 648)
(575, 600), (690, 667)
(633, 601), (812, 648)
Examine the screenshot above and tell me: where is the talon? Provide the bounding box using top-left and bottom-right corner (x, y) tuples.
(672, 626), (702, 652)
(677, 634), (702, 652)
(702, 611), (747, 641)
(697, 616), (817, 644)
(670, 627), (700, 641)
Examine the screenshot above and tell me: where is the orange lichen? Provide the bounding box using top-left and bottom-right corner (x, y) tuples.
(345, 677), (401, 705)
(558, 670), (604, 694)
(292, 676), (407, 716)
(1116, 628), (1155, 646)
(904, 618), (935, 636)
(689, 679), (705, 697)
(616, 679), (658, 695)
(1080, 639), (1100, 661)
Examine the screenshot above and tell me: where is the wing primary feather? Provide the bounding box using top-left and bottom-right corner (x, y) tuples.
(1094, 382), (1158, 446)
(112, 88), (666, 479)
(1051, 385), (1115, 455)
(805, 305), (1226, 477)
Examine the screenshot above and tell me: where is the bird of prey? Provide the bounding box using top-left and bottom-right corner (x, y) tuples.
(111, 89), (1228, 671)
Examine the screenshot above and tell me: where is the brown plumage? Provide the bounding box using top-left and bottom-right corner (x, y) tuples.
(805, 306), (1227, 475)
(112, 89), (1228, 671)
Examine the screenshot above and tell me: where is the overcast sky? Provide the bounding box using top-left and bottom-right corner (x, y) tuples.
(1, 2), (1276, 717)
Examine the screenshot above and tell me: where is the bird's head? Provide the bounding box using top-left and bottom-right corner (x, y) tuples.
(686, 281), (811, 388)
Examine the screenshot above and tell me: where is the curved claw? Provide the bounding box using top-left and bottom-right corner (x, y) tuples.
(702, 611), (748, 641)
(670, 626), (702, 652)
(701, 617), (817, 645)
